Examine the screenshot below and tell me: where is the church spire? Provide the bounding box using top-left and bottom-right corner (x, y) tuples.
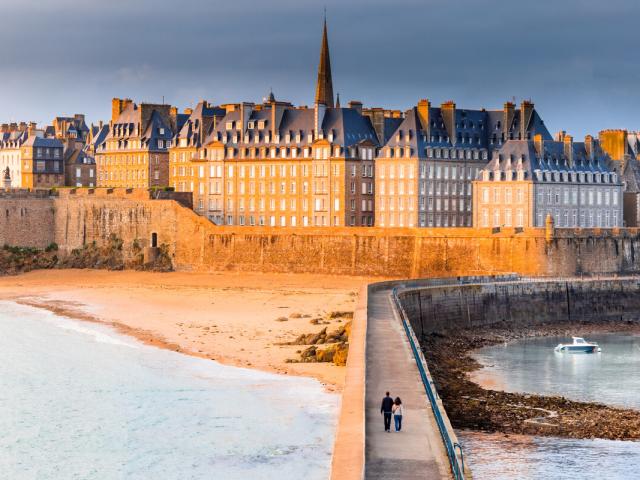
(314, 17), (334, 108)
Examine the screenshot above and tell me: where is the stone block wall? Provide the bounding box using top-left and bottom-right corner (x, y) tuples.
(0, 191), (55, 248)
(4, 188), (640, 278)
(398, 278), (640, 336)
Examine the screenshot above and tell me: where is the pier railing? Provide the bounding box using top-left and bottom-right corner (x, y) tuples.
(391, 286), (466, 480)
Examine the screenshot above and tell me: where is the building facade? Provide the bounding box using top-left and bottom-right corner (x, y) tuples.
(169, 19), (378, 227)
(96, 99), (181, 188)
(473, 134), (623, 228)
(375, 99), (552, 227)
(0, 122), (64, 188)
(169, 101), (225, 216)
(599, 129), (640, 226)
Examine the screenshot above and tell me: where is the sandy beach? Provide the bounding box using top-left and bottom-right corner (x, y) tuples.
(0, 269), (374, 390)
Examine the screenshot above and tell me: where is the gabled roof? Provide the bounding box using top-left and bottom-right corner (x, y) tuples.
(481, 139), (617, 180)
(203, 104), (378, 150)
(23, 136), (63, 148)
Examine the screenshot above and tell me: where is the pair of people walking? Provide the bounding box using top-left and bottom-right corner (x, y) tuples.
(380, 391), (403, 432)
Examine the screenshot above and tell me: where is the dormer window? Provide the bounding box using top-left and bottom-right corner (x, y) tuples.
(225, 121), (234, 130)
(248, 121), (255, 129)
(258, 120), (266, 129)
(159, 128), (165, 135)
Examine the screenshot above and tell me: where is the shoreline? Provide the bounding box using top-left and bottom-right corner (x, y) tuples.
(421, 322), (640, 441)
(0, 269), (374, 392)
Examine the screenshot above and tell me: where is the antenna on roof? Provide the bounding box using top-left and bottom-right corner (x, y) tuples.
(162, 96), (165, 105)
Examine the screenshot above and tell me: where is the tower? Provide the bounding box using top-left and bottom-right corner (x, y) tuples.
(314, 17), (334, 108)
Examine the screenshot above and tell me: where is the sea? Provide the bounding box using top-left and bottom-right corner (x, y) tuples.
(0, 301), (338, 480)
(459, 333), (640, 479)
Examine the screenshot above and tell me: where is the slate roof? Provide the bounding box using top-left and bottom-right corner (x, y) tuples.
(102, 102), (174, 152)
(23, 136), (64, 148)
(203, 104), (378, 152)
(480, 139), (619, 182)
(381, 103), (552, 156)
(175, 101), (226, 148)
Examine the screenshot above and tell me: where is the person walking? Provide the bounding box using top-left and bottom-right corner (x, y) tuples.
(380, 391), (394, 432)
(392, 397), (403, 432)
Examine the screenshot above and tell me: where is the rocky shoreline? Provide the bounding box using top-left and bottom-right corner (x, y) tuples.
(420, 322), (640, 441)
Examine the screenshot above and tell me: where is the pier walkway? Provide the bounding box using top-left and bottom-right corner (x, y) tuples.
(364, 286), (451, 479)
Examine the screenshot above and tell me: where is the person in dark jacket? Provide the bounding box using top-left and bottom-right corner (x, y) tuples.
(380, 391), (394, 432)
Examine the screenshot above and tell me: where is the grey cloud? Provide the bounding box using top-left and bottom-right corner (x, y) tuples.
(0, 0), (638, 137)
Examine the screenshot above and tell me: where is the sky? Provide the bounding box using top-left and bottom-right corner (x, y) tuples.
(0, 0), (638, 137)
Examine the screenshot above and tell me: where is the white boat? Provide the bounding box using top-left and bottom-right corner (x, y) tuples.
(554, 337), (601, 353)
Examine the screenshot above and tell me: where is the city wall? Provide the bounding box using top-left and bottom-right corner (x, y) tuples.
(397, 278), (640, 335)
(4, 188), (640, 277)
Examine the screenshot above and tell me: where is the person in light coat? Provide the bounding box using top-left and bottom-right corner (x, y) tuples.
(392, 397), (403, 432)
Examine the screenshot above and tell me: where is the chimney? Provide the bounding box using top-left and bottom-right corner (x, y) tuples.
(440, 101), (456, 145)
(0, 124), (8, 133)
(99, 120), (104, 129)
(563, 134), (574, 166)
(555, 130), (566, 142)
(240, 102), (254, 134)
(111, 98), (132, 122)
(362, 107), (385, 145)
(18, 122), (27, 132)
(314, 103), (326, 140)
(585, 135), (595, 161)
(184, 108), (193, 115)
(417, 99), (431, 138)
(503, 102), (515, 139)
(534, 133), (544, 156)
(27, 122), (37, 137)
(348, 100), (363, 114)
(520, 100), (534, 140)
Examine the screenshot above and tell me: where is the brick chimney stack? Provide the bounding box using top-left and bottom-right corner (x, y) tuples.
(417, 99), (431, 138)
(27, 122), (37, 137)
(585, 135), (595, 161)
(503, 102), (515, 139)
(441, 100), (456, 144)
(111, 98), (133, 122)
(563, 134), (574, 166)
(520, 100), (534, 140)
(534, 133), (545, 156)
(348, 100), (363, 114)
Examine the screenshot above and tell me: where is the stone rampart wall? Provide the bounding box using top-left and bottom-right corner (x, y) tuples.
(0, 195), (55, 248)
(4, 188), (640, 277)
(398, 278), (640, 335)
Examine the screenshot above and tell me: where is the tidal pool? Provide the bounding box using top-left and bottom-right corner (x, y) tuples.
(459, 332), (640, 479)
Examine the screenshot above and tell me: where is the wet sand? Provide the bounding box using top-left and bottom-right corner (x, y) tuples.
(0, 269), (375, 390)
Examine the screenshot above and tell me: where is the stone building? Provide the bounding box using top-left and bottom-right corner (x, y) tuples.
(473, 134), (623, 228)
(171, 19), (379, 227)
(96, 99), (183, 188)
(0, 122), (64, 188)
(50, 114), (90, 143)
(45, 113), (97, 187)
(169, 101), (226, 215)
(375, 99), (552, 227)
(599, 129), (640, 226)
